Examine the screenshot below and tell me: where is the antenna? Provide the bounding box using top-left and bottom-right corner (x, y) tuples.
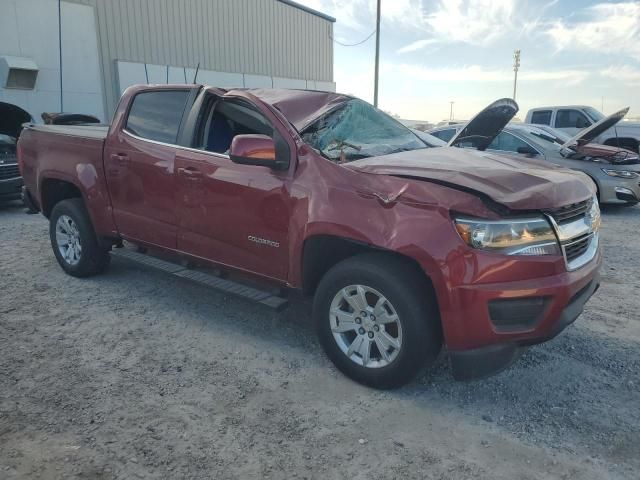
(193, 62), (200, 84)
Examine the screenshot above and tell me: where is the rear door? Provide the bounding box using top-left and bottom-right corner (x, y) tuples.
(104, 88), (192, 248)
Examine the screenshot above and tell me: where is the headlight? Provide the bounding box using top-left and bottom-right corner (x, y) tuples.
(454, 217), (560, 255)
(601, 169), (639, 179)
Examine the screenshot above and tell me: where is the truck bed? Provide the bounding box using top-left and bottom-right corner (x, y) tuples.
(24, 124), (109, 140)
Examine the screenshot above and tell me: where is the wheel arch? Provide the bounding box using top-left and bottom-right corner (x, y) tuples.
(301, 235), (439, 303)
(39, 176), (85, 218)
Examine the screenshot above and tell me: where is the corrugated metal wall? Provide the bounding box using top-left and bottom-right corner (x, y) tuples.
(68, 0), (334, 117)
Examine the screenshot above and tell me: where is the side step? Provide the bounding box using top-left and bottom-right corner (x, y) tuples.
(110, 248), (289, 311)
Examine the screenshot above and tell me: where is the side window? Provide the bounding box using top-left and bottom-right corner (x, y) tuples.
(555, 109), (591, 129)
(530, 110), (552, 125)
(488, 132), (532, 153)
(199, 98), (273, 154)
(431, 128), (456, 142)
(125, 90), (190, 144)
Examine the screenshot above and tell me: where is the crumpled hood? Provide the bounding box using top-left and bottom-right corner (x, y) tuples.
(346, 147), (595, 210)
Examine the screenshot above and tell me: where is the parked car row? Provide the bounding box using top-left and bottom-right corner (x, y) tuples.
(429, 104), (640, 205)
(525, 105), (640, 153)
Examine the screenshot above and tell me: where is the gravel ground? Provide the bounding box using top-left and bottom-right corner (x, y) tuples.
(1, 200), (639, 479)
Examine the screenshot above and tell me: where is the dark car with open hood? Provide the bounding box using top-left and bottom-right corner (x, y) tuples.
(18, 85), (601, 388)
(0, 134), (23, 203)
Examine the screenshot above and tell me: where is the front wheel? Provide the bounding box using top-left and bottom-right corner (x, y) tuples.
(314, 253), (442, 389)
(49, 198), (110, 277)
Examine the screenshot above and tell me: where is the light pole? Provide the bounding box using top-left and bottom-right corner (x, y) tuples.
(449, 101), (455, 121)
(373, 0), (381, 107)
(512, 49), (521, 101)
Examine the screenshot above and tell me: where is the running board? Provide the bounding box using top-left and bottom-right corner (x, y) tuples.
(110, 248), (289, 311)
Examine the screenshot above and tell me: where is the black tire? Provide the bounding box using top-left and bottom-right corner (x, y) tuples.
(314, 253), (442, 389)
(49, 198), (110, 277)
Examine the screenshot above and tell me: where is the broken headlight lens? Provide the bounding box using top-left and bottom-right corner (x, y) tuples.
(454, 217), (560, 256)
(601, 169), (639, 179)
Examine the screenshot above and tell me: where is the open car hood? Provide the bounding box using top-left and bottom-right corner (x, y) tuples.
(448, 98), (519, 151)
(562, 107), (629, 148)
(346, 147), (594, 210)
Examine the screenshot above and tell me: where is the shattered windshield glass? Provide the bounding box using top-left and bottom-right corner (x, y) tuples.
(301, 99), (426, 162)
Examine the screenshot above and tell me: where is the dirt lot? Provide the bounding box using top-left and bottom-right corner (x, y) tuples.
(1, 201), (639, 480)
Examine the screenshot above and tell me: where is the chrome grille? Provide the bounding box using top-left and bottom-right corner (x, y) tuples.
(563, 234), (592, 263)
(544, 199), (590, 224)
(0, 164), (20, 181)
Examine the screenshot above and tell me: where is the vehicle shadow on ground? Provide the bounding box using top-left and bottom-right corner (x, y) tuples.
(0, 200), (25, 212)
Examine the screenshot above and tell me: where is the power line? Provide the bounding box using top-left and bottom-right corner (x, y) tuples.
(329, 29), (376, 47)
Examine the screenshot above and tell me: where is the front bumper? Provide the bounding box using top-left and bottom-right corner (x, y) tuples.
(441, 244), (602, 381)
(599, 175), (640, 204)
(0, 176), (23, 201)
(449, 274), (600, 380)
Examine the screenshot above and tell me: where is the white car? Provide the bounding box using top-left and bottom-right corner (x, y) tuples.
(525, 106), (640, 153)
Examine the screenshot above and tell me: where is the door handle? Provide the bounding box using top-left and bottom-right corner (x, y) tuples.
(110, 153), (130, 166)
(177, 167), (203, 179)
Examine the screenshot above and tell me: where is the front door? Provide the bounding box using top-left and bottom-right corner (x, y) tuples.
(174, 96), (291, 281)
(104, 89), (191, 248)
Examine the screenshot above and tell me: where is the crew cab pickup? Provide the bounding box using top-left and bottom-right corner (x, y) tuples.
(525, 105), (640, 153)
(18, 85), (602, 388)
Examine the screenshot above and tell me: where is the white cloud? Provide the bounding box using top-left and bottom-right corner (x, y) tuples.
(601, 65), (640, 85)
(395, 0), (560, 53)
(396, 39), (440, 54)
(545, 2), (640, 59)
(384, 63), (590, 85)
(423, 0), (517, 46)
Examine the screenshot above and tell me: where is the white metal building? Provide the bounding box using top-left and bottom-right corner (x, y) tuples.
(0, 0), (335, 130)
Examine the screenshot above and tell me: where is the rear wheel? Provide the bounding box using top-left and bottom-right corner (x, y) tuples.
(314, 253), (441, 389)
(49, 198), (110, 277)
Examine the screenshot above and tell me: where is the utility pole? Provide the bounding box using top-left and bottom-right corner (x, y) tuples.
(373, 0), (381, 107)
(449, 101), (455, 121)
(512, 49), (521, 101)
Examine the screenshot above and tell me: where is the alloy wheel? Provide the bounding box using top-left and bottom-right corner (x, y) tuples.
(329, 285), (403, 368)
(55, 215), (82, 266)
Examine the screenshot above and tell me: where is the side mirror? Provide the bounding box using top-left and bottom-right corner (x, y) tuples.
(517, 146), (538, 155)
(230, 134), (283, 169)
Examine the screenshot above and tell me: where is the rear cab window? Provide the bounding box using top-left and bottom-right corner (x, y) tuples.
(125, 90), (190, 144)
(530, 110), (552, 125)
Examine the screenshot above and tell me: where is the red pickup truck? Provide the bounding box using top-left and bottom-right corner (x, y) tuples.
(18, 85), (602, 388)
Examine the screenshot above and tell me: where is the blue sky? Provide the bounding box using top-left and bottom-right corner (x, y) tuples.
(297, 0), (640, 122)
